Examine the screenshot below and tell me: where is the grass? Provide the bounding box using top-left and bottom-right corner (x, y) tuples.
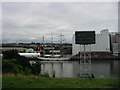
(2, 74), (119, 88)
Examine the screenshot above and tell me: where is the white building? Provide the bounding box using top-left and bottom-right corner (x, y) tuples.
(72, 29), (111, 56)
(109, 32), (120, 56)
(112, 43), (119, 56)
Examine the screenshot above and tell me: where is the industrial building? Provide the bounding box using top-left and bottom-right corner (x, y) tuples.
(72, 29), (116, 57)
(110, 32), (120, 56)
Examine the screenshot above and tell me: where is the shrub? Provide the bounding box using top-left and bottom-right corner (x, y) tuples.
(42, 72), (49, 77)
(2, 50), (20, 59)
(2, 50), (41, 76)
(23, 67), (32, 75)
(2, 59), (23, 74)
(31, 61), (41, 76)
(52, 70), (55, 77)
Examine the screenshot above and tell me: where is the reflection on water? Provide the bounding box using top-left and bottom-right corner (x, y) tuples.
(91, 60), (119, 78)
(30, 60), (119, 78)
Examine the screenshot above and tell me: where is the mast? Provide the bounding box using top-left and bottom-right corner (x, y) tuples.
(42, 36), (44, 50)
(60, 34), (64, 56)
(51, 33), (54, 57)
(41, 36), (45, 56)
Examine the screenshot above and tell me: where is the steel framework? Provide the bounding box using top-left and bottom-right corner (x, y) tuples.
(79, 44), (93, 78)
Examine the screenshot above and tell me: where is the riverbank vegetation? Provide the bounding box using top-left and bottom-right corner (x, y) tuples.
(2, 50), (41, 76)
(2, 74), (119, 88)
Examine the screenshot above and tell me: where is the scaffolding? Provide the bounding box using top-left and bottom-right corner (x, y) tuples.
(79, 44), (94, 78)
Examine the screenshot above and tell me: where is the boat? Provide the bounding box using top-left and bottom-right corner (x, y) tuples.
(18, 53), (40, 58)
(18, 48), (40, 58)
(37, 34), (71, 61)
(37, 54), (71, 61)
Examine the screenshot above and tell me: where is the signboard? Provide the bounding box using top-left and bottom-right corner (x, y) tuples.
(75, 31), (95, 44)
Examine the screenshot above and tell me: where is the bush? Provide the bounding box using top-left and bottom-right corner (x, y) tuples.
(17, 56), (31, 68)
(2, 50), (41, 76)
(2, 50), (20, 59)
(42, 72), (49, 77)
(52, 70), (55, 77)
(2, 50), (31, 68)
(31, 61), (41, 76)
(23, 67), (31, 75)
(2, 59), (23, 74)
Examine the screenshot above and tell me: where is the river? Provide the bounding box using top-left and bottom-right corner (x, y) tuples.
(30, 60), (119, 78)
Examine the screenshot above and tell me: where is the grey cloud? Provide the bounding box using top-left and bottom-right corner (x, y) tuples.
(2, 2), (118, 43)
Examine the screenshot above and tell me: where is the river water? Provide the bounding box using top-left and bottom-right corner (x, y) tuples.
(31, 60), (119, 78)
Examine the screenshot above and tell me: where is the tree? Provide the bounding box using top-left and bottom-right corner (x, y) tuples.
(2, 50), (41, 76)
(2, 50), (20, 59)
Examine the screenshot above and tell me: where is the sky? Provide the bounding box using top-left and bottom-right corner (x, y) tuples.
(1, 1), (118, 43)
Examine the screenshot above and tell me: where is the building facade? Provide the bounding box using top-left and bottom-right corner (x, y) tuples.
(72, 29), (111, 57)
(110, 32), (120, 56)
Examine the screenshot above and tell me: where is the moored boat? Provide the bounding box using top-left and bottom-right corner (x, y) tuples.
(37, 54), (71, 61)
(37, 34), (71, 61)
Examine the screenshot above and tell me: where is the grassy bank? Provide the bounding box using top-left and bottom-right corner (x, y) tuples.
(2, 75), (119, 88)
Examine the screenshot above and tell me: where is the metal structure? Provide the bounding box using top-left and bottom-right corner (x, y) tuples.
(79, 45), (92, 78)
(75, 31), (95, 78)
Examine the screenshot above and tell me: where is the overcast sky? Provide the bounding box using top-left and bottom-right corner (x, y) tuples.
(2, 2), (118, 43)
